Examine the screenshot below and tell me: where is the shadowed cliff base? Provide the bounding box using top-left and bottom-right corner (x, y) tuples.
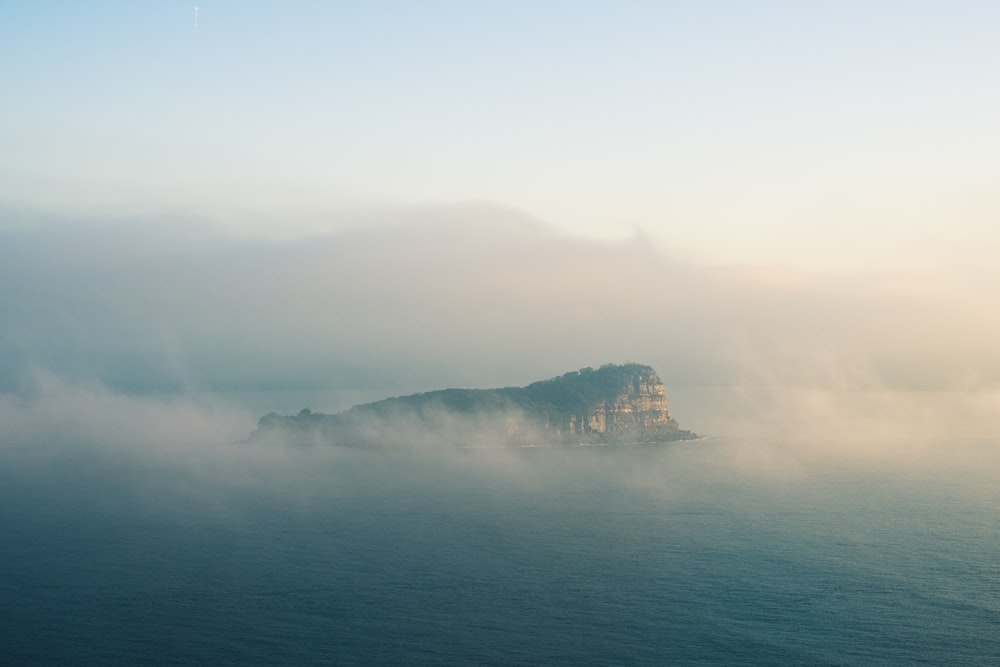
(251, 363), (699, 448)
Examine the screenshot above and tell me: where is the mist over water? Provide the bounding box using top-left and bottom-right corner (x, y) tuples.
(6, 0), (1000, 659)
(3, 214), (1000, 663)
(3, 385), (1000, 664)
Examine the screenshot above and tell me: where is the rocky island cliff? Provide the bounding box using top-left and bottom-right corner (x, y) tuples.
(252, 363), (698, 446)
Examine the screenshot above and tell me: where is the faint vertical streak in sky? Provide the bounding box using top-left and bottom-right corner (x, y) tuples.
(194, 5), (199, 68)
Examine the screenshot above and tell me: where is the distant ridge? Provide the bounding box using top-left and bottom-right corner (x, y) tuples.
(251, 363), (698, 446)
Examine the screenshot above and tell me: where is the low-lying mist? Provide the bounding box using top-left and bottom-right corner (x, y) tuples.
(3, 372), (1000, 501)
(3, 202), (1000, 482)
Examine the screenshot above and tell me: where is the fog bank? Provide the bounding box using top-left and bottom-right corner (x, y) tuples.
(3, 203), (1000, 447)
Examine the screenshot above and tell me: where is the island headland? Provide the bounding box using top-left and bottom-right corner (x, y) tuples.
(251, 363), (698, 447)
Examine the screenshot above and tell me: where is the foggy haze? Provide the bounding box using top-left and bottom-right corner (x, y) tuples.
(5, 5), (1000, 663)
(3, 202), (1000, 453)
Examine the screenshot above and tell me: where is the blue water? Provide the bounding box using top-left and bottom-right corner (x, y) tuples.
(2, 439), (998, 665)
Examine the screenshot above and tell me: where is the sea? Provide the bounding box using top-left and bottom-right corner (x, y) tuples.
(2, 434), (998, 665)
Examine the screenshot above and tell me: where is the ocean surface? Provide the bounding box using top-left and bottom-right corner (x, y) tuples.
(2, 436), (998, 665)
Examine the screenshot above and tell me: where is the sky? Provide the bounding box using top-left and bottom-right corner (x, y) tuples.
(2, 2), (1000, 440)
(2, 1), (998, 268)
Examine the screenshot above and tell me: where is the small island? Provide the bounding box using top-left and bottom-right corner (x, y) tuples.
(251, 363), (698, 447)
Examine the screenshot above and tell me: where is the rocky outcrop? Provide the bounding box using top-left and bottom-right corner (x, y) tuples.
(252, 363), (697, 446)
(555, 366), (671, 436)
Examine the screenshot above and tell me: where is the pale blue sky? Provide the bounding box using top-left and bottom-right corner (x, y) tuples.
(2, 1), (998, 269)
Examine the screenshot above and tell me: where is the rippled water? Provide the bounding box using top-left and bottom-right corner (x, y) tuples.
(2, 438), (998, 665)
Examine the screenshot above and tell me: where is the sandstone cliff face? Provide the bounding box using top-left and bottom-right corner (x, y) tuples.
(562, 366), (670, 436)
